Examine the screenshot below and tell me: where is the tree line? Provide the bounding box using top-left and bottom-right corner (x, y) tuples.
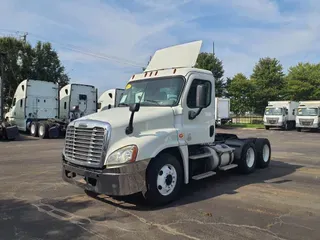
(0, 37), (70, 108)
(196, 52), (320, 115)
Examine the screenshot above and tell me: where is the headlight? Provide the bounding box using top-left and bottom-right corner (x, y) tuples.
(107, 145), (138, 165)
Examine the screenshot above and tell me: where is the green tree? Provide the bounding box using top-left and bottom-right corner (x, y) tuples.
(195, 52), (225, 97)
(227, 73), (255, 115)
(0, 37), (70, 107)
(284, 63), (320, 101)
(32, 41), (70, 89)
(250, 57), (285, 114)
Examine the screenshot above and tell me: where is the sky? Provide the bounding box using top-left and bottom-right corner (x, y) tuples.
(1, 0), (320, 96)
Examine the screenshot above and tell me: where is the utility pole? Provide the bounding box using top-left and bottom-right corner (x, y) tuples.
(0, 52), (5, 120)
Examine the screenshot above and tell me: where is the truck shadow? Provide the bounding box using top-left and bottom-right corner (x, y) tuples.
(92, 160), (302, 211)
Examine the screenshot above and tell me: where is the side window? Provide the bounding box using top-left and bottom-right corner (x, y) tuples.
(79, 94), (87, 101)
(64, 102), (67, 109)
(293, 109), (295, 115)
(20, 99), (23, 108)
(187, 79), (211, 108)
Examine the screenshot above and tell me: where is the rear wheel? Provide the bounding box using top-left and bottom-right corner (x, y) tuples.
(297, 127), (301, 132)
(38, 122), (49, 139)
(255, 138), (271, 168)
(143, 153), (183, 206)
(265, 126), (269, 130)
(30, 122), (39, 137)
(237, 142), (257, 174)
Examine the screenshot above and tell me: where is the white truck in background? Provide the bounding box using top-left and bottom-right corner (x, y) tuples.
(263, 101), (299, 130)
(215, 97), (231, 126)
(5, 80), (98, 138)
(97, 88), (124, 112)
(296, 101), (320, 132)
(61, 40), (272, 206)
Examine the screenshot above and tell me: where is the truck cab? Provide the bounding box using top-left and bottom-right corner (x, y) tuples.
(61, 41), (272, 206)
(97, 88), (124, 112)
(296, 101), (320, 132)
(263, 101), (299, 130)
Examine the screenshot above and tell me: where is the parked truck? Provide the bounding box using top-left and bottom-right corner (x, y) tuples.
(97, 88), (124, 112)
(215, 97), (231, 126)
(5, 79), (98, 138)
(295, 101), (320, 132)
(61, 40), (272, 206)
(0, 78), (19, 140)
(263, 101), (299, 130)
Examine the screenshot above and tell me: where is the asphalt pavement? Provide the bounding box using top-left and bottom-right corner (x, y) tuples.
(0, 128), (319, 240)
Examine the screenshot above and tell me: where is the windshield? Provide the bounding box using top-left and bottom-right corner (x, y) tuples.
(118, 77), (184, 107)
(264, 107), (283, 116)
(297, 108), (319, 116)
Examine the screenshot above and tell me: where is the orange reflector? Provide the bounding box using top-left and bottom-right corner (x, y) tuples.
(149, 72), (152, 76)
(132, 75), (135, 79)
(173, 68), (177, 74)
(155, 71), (158, 76)
(144, 72), (147, 77)
(178, 133), (184, 138)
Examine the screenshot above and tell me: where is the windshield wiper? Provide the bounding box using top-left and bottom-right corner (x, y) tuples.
(143, 99), (160, 105)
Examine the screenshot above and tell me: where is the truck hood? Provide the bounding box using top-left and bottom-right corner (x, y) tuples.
(78, 106), (175, 131)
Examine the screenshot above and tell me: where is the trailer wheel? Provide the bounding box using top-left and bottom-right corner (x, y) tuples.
(30, 122), (39, 137)
(237, 142), (257, 174)
(38, 122), (49, 139)
(84, 189), (98, 198)
(255, 138), (271, 169)
(143, 153), (183, 206)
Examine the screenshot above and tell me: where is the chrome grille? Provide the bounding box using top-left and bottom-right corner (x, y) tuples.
(64, 124), (107, 167)
(267, 118), (279, 124)
(299, 119), (314, 126)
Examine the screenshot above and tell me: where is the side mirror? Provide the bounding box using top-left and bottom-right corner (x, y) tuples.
(129, 103), (140, 112)
(195, 84), (207, 108)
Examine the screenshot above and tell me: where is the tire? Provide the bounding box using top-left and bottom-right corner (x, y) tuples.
(255, 138), (271, 169)
(265, 126), (269, 130)
(143, 153), (183, 206)
(297, 128), (301, 132)
(38, 122), (49, 139)
(237, 142), (257, 174)
(30, 122), (39, 137)
(282, 122), (288, 131)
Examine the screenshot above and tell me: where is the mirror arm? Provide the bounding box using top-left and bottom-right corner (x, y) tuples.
(189, 108), (203, 120)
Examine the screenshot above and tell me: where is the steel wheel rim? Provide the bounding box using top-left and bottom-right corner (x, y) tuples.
(39, 125), (45, 136)
(31, 124), (35, 134)
(262, 144), (270, 162)
(246, 147), (255, 168)
(156, 164), (177, 196)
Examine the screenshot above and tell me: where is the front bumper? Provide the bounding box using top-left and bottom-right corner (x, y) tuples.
(296, 123), (319, 129)
(264, 123), (283, 127)
(62, 157), (150, 196)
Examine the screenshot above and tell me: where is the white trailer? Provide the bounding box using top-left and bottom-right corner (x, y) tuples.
(296, 101), (320, 132)
(97, 88), (124, 112)
(215, 97), (231, 126)
(61, 40), (272, 206)
(5, 80), (98, 138)
(263, 101), (299, 130)
(60, 83), (98, 119)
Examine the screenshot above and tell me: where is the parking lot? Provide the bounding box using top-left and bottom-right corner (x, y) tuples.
(0, 128), (319, 240)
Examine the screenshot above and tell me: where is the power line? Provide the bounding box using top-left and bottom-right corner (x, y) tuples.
(0, 29), (145, 68)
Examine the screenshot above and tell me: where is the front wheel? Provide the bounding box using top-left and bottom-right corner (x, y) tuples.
(143, 153), (183, 206)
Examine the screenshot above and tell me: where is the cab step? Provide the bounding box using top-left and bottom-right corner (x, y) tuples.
(192, 171), (216, 180)
(189, 152), (212, 160)
(219, 164), (238, 171)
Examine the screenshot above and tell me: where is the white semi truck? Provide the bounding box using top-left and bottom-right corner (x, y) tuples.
(61, 41), (272, 206)
(296, 101), (320, 132)
(263, 101), (299, 130)
(215, 97), (231, 126)
(5, 80), (98, 138)
(97, 88), (124, 112)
